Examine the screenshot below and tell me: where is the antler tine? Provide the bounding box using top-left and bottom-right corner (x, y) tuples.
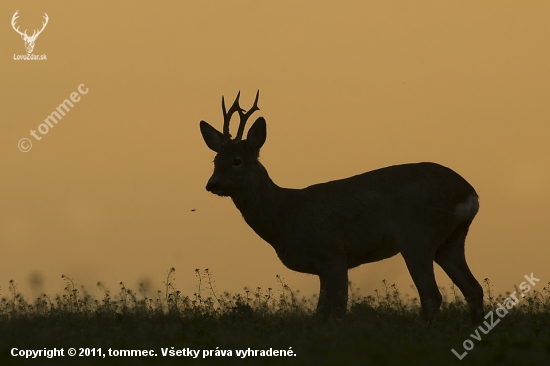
(221, 91), (243, 143)
(234, 90), (260, 142)
(12, 11), (19, 24)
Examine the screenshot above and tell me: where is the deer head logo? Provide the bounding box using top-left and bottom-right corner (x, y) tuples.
(11, 11), (49, 54)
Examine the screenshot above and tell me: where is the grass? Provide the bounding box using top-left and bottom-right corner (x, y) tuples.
(1, 268), (550, 365)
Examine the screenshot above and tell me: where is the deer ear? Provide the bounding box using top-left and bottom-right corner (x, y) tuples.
(246, 117), (266, 150)
(200, 121), (223, 152)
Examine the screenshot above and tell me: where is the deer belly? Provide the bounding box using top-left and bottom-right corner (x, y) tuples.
(275, 246), (318, 274)
(347, 235), (399, 268)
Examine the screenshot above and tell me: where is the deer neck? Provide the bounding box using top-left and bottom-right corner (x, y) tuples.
(230, 163), (293, 246)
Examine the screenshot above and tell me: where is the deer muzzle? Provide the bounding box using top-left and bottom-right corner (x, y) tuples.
(206, 176), (222, 194)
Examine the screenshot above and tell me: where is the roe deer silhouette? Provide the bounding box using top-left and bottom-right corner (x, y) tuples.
(199, 91), (483, 323)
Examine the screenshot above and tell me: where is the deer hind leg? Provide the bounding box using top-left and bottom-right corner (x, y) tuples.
(435, 225), (484, 324)
(401, 250), (442, 322)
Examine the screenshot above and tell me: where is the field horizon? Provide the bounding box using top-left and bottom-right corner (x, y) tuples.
(2, 268), (549, 365)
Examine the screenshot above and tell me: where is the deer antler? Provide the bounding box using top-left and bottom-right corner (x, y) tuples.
(222, 91), (244, 144)
(11, 11), (27, 37)
(221, 90), (261, 144)
(11, 11), (48, 39)
(234, 90), (260, 142)
(31, 13), (49, 39)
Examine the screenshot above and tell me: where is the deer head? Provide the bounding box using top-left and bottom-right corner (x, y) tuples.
(12, 11), (49, 54)
(200, 90), (266, 197)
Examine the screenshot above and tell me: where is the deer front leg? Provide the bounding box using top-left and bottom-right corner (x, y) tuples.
(318, 261), (349, 320)
(316, 276), (331, 321)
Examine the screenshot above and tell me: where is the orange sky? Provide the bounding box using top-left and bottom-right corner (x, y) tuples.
(1, 1), (549, 304)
